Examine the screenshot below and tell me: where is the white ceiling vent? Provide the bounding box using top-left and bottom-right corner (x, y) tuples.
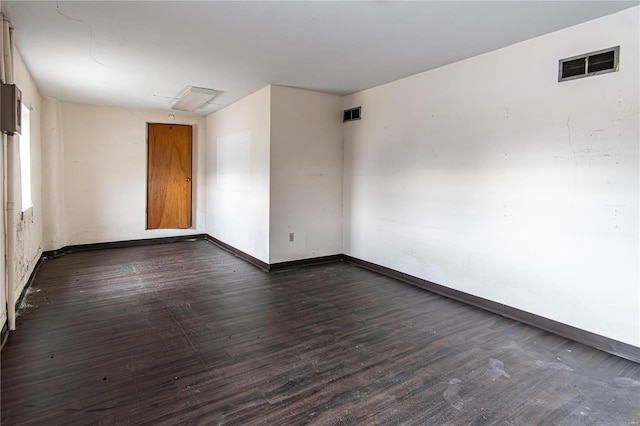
(558, 46), (619, 82)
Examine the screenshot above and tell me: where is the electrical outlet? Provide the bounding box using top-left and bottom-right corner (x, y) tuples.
(289, 232), (294, 242)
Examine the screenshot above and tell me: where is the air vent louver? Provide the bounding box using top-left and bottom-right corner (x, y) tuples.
(559, 46), (619, 82)
(343, 107), (361, 122)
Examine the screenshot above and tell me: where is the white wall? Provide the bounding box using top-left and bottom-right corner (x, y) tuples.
(42, 102), (206, 247)
(270, 86), (343, 263)
(0, 40), (44, 330)
(206, 86), (271, 263)
(40, 98), (65, 250)
(11, 46), (42, 307)
(343, 8), (639, 346)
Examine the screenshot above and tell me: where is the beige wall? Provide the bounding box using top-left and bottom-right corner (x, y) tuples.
(205, 85), (344, 264)
(11, 46), (43, 311)
(42, 102), (206, 248)
(40, 98), (64, 250)
(206, 86), (271, 263)
(1, 42), (44, 329)
(270, 86), (343, 263)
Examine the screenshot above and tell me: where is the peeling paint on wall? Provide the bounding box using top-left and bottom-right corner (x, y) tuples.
(13, 208), (42, 298)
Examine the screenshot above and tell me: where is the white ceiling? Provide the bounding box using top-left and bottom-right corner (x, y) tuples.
(2, 1), (638, 114)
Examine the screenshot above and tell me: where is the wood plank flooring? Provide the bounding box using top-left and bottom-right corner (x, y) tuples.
(2, 240), (639, 425)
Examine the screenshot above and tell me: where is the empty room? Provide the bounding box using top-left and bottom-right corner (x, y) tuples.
(1, 1), (639, 424)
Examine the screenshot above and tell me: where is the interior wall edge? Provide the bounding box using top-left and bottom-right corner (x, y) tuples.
(204, 235), (270, 272)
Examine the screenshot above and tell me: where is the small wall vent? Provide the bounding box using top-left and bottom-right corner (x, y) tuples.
(343, 107), (361, 122)
(559, 46), (619, 82)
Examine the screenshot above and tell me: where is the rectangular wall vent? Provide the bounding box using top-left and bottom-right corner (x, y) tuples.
(343, 106), (361, 122)
(559, 46), (619, 82)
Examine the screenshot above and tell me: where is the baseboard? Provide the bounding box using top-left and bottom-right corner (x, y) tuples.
(270, 254), (344, 271)
(342, 255), (640, 364)
(204, 235), (270, 272)
(42, 234), (207, 258)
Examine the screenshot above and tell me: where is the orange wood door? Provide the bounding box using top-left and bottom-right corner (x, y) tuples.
(147, 123), (192, 229)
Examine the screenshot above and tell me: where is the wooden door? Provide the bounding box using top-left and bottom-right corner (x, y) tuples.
(147, 123), (192, 229)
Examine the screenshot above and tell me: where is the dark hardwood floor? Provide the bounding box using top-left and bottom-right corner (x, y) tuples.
(1, 240), (639, 425)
